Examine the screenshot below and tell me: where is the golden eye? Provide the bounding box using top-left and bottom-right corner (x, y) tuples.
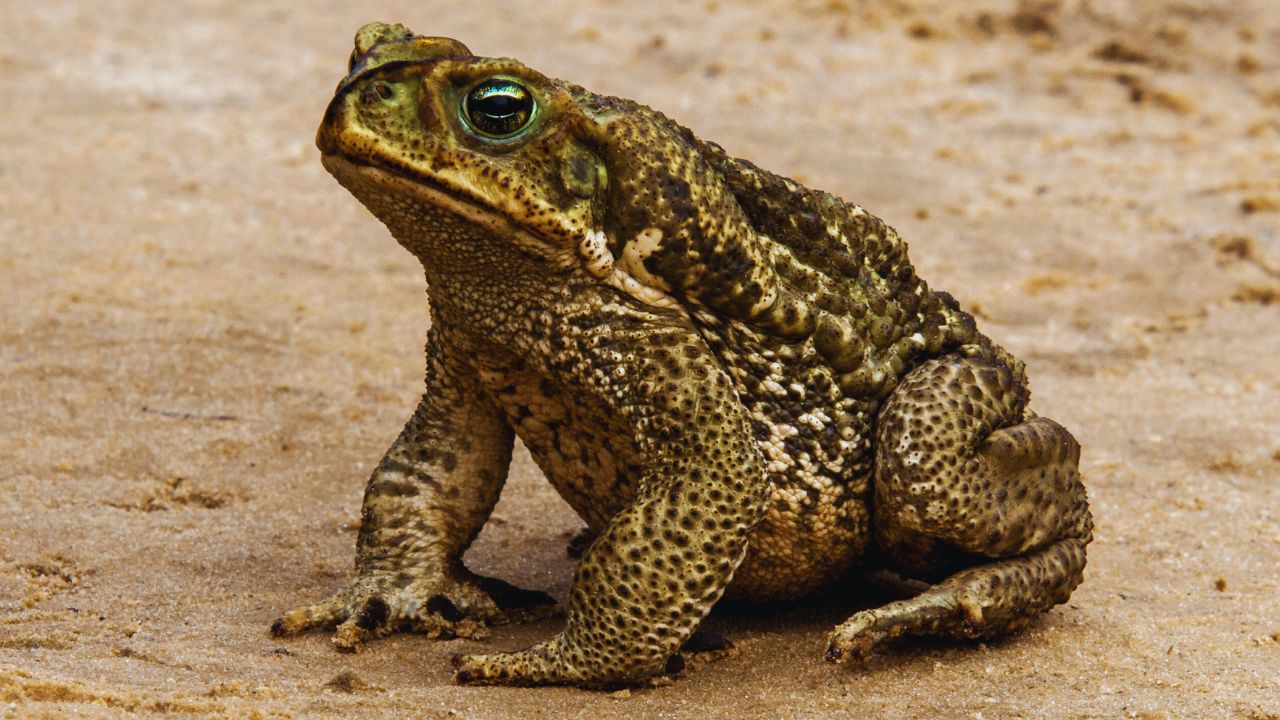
(463, 79), (535, 138)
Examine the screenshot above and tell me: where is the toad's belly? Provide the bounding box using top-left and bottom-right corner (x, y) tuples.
(728, 477), (870, 601)
(485, 367), (870, 602)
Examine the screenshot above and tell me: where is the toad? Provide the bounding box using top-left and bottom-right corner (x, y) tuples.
(272, 22), (1093, 688)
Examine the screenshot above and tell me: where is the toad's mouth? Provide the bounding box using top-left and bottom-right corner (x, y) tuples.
(320, 153), (567, 259)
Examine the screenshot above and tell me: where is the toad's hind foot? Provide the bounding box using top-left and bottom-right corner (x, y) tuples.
(826, 536), (1087, 662)
(271, 570), (560, 651)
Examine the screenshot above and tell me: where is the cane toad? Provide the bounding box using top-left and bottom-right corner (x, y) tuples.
(272, 22), (1093, 688)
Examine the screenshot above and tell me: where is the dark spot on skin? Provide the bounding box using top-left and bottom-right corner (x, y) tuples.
(439, 452), (458, 472)
(356, 597), (389, 631)
(427, 595), (466, 621)
(382, 480), (420, 497)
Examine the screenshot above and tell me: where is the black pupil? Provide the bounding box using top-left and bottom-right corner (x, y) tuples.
(477, 93), (520, 115)
(466, 80), (532, 136)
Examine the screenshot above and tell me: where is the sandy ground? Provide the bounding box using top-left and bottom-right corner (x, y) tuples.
(2, 1), (1279, 717)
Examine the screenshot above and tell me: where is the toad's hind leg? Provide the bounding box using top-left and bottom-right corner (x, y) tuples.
(828, 349), (1092, 662)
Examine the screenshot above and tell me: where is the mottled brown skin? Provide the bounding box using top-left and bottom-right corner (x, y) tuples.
(271, 22), (1093, 688)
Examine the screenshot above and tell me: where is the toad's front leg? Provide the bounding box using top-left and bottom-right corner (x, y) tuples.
(453, 316), (769, 687)
(272, 327), (558, 649)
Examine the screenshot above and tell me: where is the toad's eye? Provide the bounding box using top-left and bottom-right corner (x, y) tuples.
(463, 79), (535, 138)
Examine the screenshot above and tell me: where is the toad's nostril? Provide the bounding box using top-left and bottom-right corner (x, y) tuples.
(362, 82), (395, 104)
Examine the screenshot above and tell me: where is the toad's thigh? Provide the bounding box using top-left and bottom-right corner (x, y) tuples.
(872, 351), (1091, 576)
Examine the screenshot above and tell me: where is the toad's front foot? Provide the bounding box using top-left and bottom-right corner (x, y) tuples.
(452, 641), (582, 687)
(453, 634), (674, 688)
(271, 568), (560, 651)
(452, 630), (732, 688)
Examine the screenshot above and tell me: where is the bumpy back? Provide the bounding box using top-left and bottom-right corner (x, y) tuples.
(696, 139), (978, 400)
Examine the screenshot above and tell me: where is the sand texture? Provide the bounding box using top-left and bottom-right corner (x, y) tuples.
(2, 1), (1279, 717)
